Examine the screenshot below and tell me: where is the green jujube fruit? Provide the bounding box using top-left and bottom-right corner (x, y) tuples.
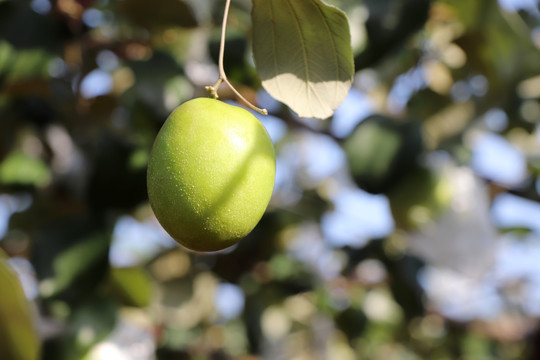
(147, 98), (276, 252)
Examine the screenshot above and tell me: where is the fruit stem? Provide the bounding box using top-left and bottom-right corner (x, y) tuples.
(205, 0), (268, 115)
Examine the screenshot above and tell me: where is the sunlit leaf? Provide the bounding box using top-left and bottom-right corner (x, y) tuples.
(0, 250), (40, 360)
(0, 150), (51, 188)
(252, 0), (354, 119)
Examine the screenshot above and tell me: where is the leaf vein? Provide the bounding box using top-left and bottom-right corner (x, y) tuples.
(283, 0), (314, 108)
(267, 0), (284, 99)
(310, 0), (341, 105)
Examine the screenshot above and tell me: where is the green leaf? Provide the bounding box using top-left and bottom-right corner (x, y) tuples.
(50, 233), (110, 297)
(108, 266), (153, 308)
(252, 0), (354, 119)
(0, 40), (15, 76)
(0, 251), (40, 360)
(0, 150), (51, 188)
(8, 48), (52, 81)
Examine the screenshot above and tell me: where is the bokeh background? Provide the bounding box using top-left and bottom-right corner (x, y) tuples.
(1, 0), (540, 359)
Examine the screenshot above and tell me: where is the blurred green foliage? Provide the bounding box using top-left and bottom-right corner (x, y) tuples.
(0, 0), (540, 359)
(0, 249), (40, 360)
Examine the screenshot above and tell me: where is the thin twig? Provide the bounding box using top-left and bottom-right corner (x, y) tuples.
(206, 0), (268, 115)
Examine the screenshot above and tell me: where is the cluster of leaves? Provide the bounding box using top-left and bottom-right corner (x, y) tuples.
(0, 0), (540, 359)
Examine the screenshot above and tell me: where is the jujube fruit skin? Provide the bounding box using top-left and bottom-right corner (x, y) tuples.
(147, 98), (276, 252)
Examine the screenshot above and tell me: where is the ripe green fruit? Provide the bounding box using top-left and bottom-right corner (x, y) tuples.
(147, 98), (276, 252)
